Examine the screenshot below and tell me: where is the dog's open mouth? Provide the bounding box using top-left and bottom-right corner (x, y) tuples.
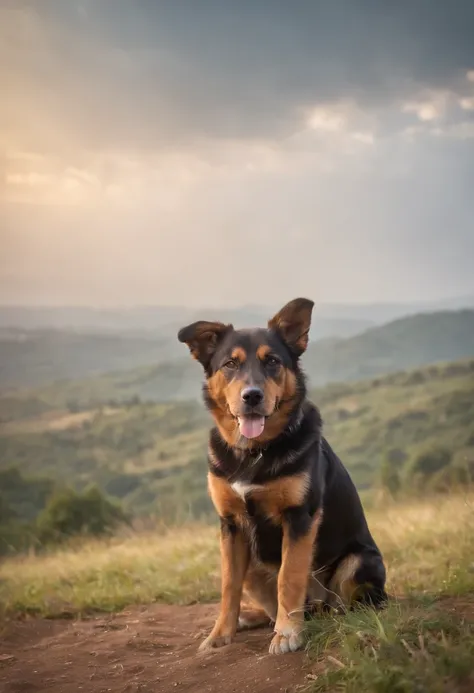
(237, 415), (265, 439)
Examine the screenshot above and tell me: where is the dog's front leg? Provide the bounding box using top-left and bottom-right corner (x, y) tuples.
(269, 509), (322, 655)
(199, 518), (249, 651)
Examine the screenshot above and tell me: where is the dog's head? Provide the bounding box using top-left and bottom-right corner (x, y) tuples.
(178, 298), (313, 447)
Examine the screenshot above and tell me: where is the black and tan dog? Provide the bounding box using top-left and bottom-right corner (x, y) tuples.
(178, 298), (387, 655)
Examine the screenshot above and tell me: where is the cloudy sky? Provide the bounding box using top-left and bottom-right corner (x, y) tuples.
(1, 0), (474, 307)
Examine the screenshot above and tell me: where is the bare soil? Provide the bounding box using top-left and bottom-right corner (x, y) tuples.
(0, 604), (310, 693)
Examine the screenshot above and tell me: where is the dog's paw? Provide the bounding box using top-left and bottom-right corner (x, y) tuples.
(198, 632), (233, 652)
(269, 626), (304, 655)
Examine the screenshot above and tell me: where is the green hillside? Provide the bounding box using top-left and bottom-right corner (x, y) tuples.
(305, 309), (474, 385)
(0, 310), (474, 400)
(0, 315), (372, 390)
(0, 329), (177, 390)
(1, 358), (473, 524)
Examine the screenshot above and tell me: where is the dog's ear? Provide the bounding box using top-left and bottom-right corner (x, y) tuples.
(178, 320), (233, 370)
(268, 298), (314, 357)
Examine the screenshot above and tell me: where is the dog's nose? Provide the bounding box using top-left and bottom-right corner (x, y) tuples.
(241, 387), (264, 407)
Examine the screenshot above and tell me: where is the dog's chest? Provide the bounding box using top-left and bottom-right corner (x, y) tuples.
(230, 480), (264, 500)
(208, 469), (308, 525)
(231, 481), (284, 565)
(209, 471), (308, 565)
(230, 478), (290, 524)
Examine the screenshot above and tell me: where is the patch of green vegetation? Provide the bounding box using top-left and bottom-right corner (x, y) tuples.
(3, 311), (473, 408)
(0, 359), (473, 523)
(305, 309), (474, 387)
(1, 493), (474, 689)
(306, 599), (474, 693)
(1, 493), (473, 621)
(0, 526), (220, 618)
(0, 480), (129, 556)
(0, 401), (211, 521)
(0, 329), (177, 391)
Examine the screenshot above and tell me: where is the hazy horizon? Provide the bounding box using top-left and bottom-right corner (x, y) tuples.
(2, 1), (474, 307)
(1, 291), (474, 310)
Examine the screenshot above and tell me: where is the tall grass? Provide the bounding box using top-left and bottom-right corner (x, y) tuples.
(1, 493), (473, 619)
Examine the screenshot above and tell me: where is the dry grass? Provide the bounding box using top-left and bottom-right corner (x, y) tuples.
(0, 525), (220, 617)
(1, 494), (474, 691)
(304, 492), (474, 692)
(1, 493), (473, 620)
(369, 491), (474, 597)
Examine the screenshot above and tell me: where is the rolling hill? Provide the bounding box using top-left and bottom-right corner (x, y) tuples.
(3, 309), (473, 413)
(2, 302), (473, 393)
(0, 316), (372, 390)
(1, 357), (473, 522)
(2, 294), (472, 331)
(304, 308), (474, 385)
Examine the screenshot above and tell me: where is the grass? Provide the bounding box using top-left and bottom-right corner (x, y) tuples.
(1, 493), (473, 618)
(1, 493), (474, 691)
(303, 492), (474, 692)
(306, 600), (474, 692)
(0, 525), (220, 618)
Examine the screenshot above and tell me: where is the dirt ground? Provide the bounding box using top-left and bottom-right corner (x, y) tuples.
(0, 604), (311, 693)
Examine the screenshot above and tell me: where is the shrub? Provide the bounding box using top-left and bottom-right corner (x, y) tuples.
(410, 446), (451, 476)
(379, 457), (401, 497)
(36, 485), (129, 542)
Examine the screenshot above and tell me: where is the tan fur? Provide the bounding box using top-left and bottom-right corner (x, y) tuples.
(240, 561), (278, 626)
(208, 470), (246, 521)
(206, 372), (242, 446)
(207, 470), (309, 527)
(231, 347), (247, 362)
(272, 511), (323, 642)
(327, 553), (363, 607)
(200, 526), (249, 650)
(205, 465), (322, 654)
(258, 368), (297, 443)
(256, 344), (271, 360)
(206, 364), (298, 448)
(248, 472), (310, 523)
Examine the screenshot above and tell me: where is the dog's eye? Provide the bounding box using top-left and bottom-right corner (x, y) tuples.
(266, 356), (280, 367)
(223, 359), (238, 370)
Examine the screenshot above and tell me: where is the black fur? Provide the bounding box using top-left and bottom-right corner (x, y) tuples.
(178, 300), (387, 611)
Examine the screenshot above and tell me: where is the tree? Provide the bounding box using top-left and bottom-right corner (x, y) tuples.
(411, 446), (451, 476)
(0, 493), (16, 524)
(36, 485), (129, 542)
(407, 445), (452, 490)
(379, 457), (401, 497)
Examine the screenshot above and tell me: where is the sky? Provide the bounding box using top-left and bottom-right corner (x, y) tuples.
(1, 0), (474, 308)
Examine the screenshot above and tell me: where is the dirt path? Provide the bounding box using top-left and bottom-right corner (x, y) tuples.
(0, 605), (311, 693)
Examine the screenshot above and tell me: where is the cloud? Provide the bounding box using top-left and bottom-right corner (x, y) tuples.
(2, 0), (474, 155)
(1, 1), (474, 306)
(460, 96), (474, 110)
(402, 92), (448, 122)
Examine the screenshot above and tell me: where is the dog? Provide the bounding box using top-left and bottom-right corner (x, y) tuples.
(178, 298), (387, 655)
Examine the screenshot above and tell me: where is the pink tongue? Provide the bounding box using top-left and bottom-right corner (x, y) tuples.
(238, 416), (265, 439)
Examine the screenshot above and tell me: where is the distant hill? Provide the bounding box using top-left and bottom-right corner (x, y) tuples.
(304, 309), (474, 386)
(3, 309), (472, 410)
(1, 358), (473, 520)
(1, 294), (472, 330)
(0, 329), (178, 390)
(0, 317), (373, 390)
(0, 305), (373, 335)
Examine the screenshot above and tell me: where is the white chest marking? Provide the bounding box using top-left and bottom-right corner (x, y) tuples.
(231, 481), (264, 500)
